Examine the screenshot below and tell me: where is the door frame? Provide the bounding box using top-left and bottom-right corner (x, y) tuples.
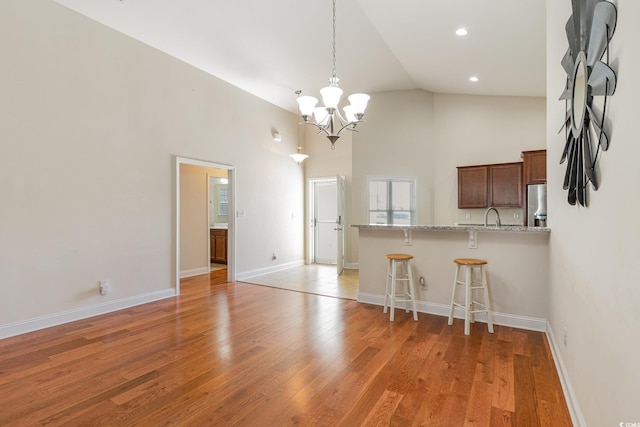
(306, 176), (345, 273)
(175, 156), (235, 295)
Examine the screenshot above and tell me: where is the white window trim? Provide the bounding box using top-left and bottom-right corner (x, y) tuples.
(367, 176), (418, 225)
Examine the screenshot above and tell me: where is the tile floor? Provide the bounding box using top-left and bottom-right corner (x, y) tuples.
(240, 264), (359, 300)
(210, 263), (227, 271)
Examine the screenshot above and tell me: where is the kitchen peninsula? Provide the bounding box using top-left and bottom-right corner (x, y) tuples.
(352, 224), (550, 331)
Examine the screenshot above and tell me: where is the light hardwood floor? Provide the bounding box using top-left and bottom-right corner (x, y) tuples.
(0, 271), (571, 426)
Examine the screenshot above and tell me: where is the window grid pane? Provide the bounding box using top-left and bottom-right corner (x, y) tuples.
(367, 178), (416, 225)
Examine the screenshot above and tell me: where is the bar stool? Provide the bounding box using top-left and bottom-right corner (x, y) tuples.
(383, 253), (418, 321)
(448, 258), (494, 335)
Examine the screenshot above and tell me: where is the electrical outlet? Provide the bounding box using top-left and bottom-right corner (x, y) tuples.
(272, 252), (277, 260)
(419, 276), (427, 288)
(468, 231), (478, 249)
(465, 212), (471, 219)
(514, 212), (520, 219)
(99, 280), (110, 295)
(403, 229), (412, 246)
(563, 327), (568, 347)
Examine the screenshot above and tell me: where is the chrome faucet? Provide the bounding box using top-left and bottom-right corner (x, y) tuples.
(484, 207), (501, 227)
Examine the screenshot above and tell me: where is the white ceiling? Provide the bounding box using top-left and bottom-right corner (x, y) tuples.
(53, 0), (547, 113)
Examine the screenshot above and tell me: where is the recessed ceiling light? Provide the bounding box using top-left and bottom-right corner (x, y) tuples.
(469, 76), (479, 82)
(456, 28), (468, 36)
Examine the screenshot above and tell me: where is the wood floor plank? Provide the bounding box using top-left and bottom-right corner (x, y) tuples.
(513, 353), (540, 427)
(492, 339), (516, 412)
(464, 380), (493, 426)
(0, 273), (572, 426)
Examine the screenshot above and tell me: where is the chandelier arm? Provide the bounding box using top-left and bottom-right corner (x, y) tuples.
(335, 120), (364, 136)
(334, 109), (348, 127)
(301, 121), (331, 137)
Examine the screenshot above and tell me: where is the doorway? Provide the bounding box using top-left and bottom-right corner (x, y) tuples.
(176, 157), (235, 295)
(307, 176), (345, 275)
(208, 174), (229, 272)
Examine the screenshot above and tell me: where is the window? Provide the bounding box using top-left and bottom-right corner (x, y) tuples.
(218, 186), (228, 216)
(368, 177), (416, 225)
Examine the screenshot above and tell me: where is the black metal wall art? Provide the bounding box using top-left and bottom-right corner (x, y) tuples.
(559, 0), (617, 206)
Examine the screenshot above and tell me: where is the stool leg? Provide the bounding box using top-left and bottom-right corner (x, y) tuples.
(448, 265), (459, 326)
(383, 258), (391, 314)
(402, 261), (411, 313)
(482, 266), (494, 333)
(464, 266), (471, 336)
(389, 260), (396, 321)
(407, 260), (418, 321)
(470, 266), (476, 325)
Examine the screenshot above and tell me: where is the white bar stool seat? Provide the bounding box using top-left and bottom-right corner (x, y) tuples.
(448, 258), (494, 335)
(383, 253), (418, 321)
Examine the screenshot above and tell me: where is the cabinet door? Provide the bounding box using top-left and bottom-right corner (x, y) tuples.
(489, 163), (522, 207)
(214, 235), (226, 263)
(458, 166), (488, 208)
(211, 229), (228, 264)
(523, 150), (547, 184)
(214, 230), (216, 262)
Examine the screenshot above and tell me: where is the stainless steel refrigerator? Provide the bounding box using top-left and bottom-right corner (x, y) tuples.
(527, 183), (547, 227)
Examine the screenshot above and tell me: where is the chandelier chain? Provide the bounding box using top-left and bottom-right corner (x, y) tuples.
(331, 0), (337, 79)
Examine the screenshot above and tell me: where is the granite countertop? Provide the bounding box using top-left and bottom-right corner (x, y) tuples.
(351, 224), (550, 233)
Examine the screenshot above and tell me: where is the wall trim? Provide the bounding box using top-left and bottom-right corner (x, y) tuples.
(545, 322), (586, 427)
(344, 263), (359, 270)
(236, 259), (305, 281)
(180, 267), (210, 278)
(0, 289), (175, 340)
(357, 292), (547, 332)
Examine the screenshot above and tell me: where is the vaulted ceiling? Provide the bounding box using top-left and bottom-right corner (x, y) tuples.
(53, 0), (547, 112)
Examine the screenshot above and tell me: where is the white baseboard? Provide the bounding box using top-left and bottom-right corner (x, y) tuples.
(357, 292), (547, 332)
(236, 259), (305, 281)
(344, 263), (359, 270)
(180, 267), (210, 278)
(546, 322), (585, 427)
(0, 289), (176, 339)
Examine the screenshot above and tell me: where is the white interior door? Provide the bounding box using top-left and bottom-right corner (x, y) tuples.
(314, 180), (337, 265)
(336, 175), (345, 275)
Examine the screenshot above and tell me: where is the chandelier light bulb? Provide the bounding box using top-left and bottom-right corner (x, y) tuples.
(320, 85), (343, 110)
(343, 105), (356, 123)
(313, 107), (330, 126)
(289, 152), (309, 164)
(348, 93), (370, 116)
(296, 95), (318, 120)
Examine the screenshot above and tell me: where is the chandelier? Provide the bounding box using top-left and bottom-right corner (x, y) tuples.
(296, 0), (370, 150)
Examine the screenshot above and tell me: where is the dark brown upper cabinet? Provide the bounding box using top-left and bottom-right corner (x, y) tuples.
(458, 162), (523, 209)
(523, 149), (547, 185)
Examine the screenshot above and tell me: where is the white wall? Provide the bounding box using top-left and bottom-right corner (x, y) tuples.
(349, 90), (546, 227)
(433, 94), (546, 225)
(547, 1), (640, 425)
(303, 127), (355, 265)
(0, 0), (304, 335)
(352, 90), (436, 264)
